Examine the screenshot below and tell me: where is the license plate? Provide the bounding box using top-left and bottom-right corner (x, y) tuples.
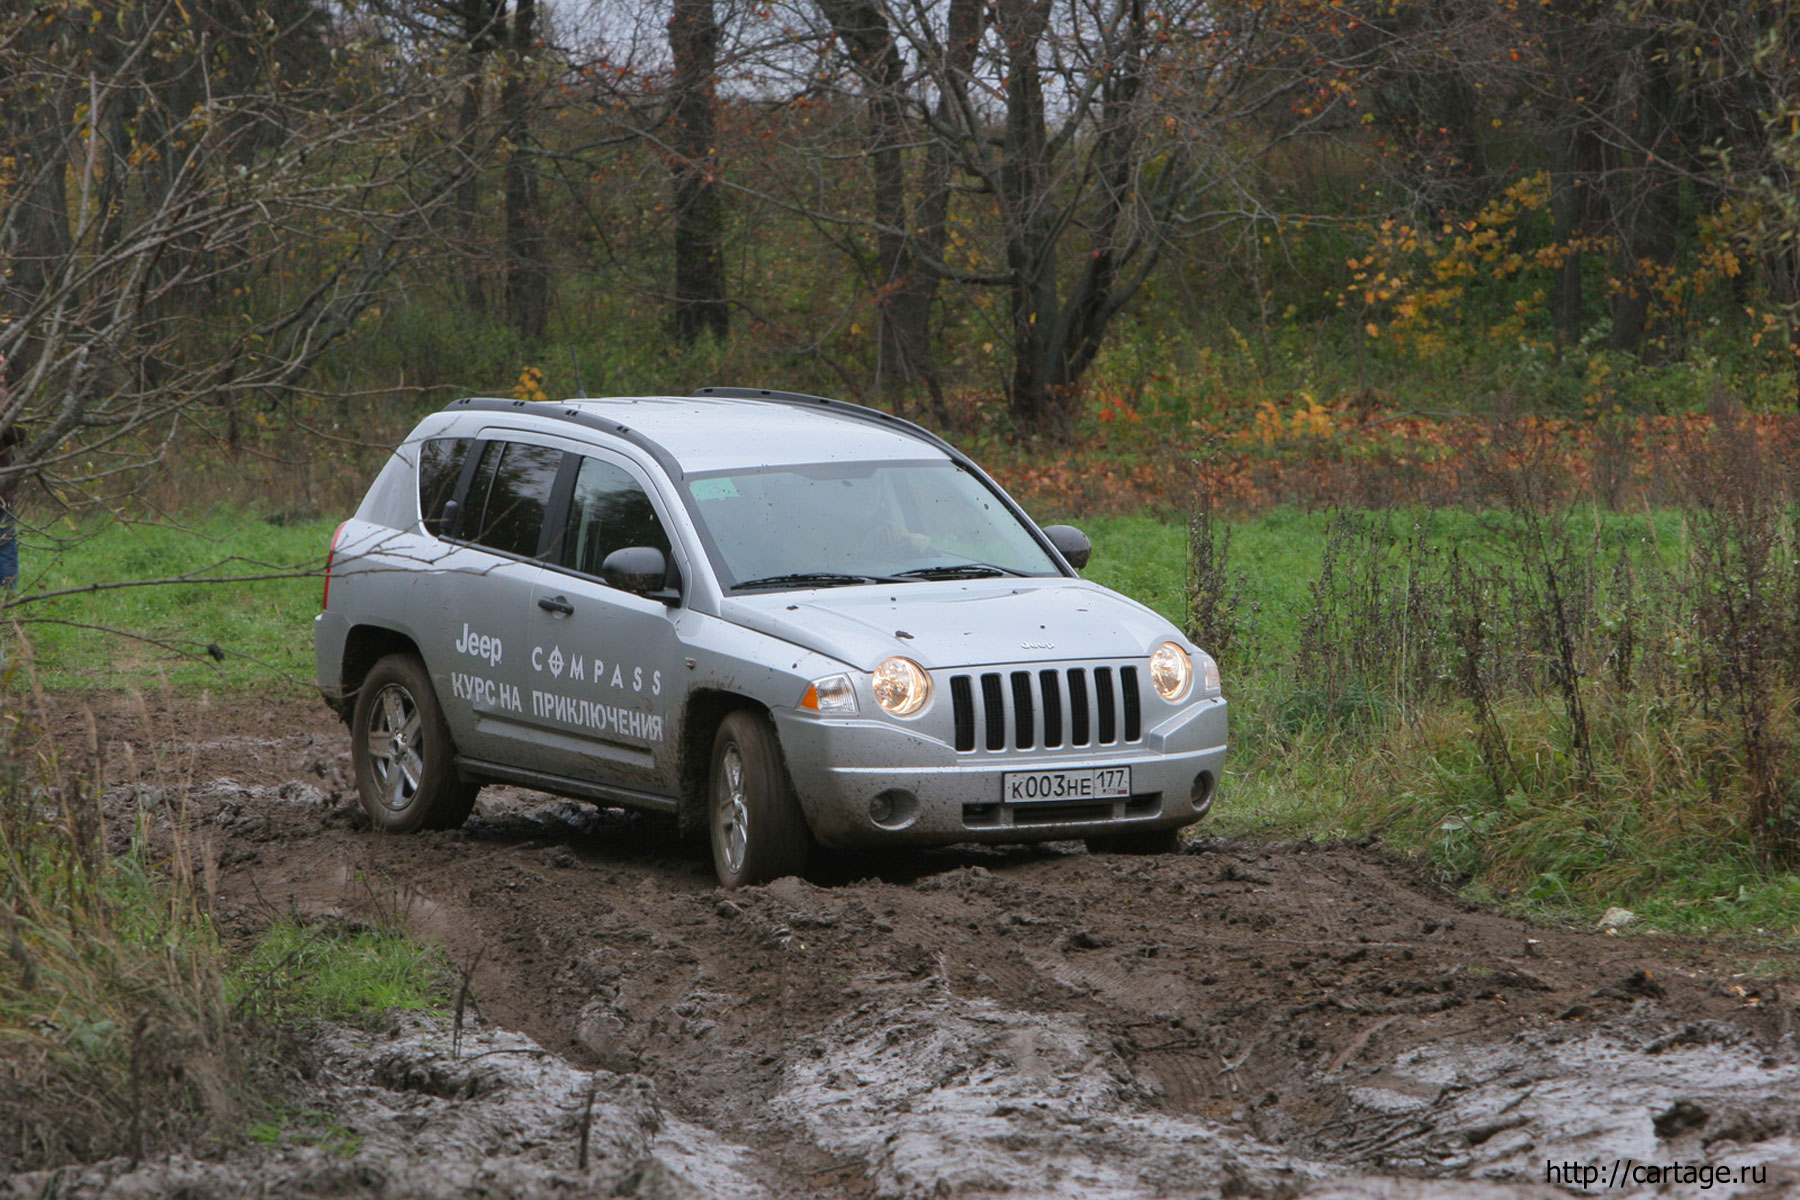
(1002, 767), (1131, 803)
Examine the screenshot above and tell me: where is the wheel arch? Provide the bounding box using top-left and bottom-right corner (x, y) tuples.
(676, 689), (771, 841)
(337, 624), (425, 721)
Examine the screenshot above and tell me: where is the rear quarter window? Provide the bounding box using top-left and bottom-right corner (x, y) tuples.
(418, 437), (473, 536)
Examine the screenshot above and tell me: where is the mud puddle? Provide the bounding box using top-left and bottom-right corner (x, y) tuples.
(24, 696), (1800, 1197)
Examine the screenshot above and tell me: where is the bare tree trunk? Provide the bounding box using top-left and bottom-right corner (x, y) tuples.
(668, 0), (728, 344)
(995, 0), (1153, 440)
(1606, 27), (1682, 359)
(1548, 121), (1604, 353)
(995, 0), (1062, 437)
(1054, 0), (1149, 393)
(816, 0), (939, 409)
(904, 0), (985, 425)
(503, 0), (547, 343)
(455, 0), (504, 315)
(7, 96), (74, 329)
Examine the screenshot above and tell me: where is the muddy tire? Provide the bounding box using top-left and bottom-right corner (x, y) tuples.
(709, 710), (810, 888)
(352, 653), (478, 833)
(1086, 828), (1183, 856)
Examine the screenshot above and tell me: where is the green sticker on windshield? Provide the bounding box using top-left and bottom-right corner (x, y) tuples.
(691, 477), (740, 500)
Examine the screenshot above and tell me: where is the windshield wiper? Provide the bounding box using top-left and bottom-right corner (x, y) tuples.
(895, 562), (1029, 580)
(732, 571), (901, 592)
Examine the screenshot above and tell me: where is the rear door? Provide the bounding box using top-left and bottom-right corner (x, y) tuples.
(425, 436), (564, 763)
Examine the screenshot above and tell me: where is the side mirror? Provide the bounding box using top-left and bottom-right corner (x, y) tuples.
(1043, 524), (1091, 570)
(602, 546), (674, 596)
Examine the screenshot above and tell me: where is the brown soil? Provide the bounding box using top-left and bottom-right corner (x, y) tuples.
(25, 694), (1800, 1198)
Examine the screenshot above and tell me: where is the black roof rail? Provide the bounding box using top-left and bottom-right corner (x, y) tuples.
(441, 396), (687, 480)
(690, 386), (962, 460)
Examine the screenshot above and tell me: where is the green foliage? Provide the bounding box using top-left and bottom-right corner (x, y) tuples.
(3, 510), (338, 693)
(247, 1109), (362, 1158)
(0, 722), (242, 1168)
(229, 918), (449, 1027)
(1078, 501), (1800, 937)
(0, 712), (452, 1171)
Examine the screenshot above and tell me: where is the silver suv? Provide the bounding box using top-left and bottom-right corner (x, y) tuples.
(314, 389), (1226, 886)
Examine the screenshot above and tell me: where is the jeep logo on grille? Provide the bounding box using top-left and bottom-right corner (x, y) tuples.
(1020, 640), (1055, 650)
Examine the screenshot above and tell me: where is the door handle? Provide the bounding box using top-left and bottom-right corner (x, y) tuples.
(537, 595), (574, 616)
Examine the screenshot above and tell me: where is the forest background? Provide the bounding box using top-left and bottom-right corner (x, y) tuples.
(6, 0), (1800, 929)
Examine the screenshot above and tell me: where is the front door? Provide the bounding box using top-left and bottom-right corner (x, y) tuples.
(521, 451), (687, 796)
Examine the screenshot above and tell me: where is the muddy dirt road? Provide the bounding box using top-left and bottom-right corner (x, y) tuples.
(29, 696), (1800, 1197)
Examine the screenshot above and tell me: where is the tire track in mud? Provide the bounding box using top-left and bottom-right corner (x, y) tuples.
(38, 696), (1800, 1198)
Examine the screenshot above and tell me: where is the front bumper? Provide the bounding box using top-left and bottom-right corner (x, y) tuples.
(774, 694), (1226, 848)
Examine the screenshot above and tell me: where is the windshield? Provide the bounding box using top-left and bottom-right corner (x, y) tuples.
(684, 460), (1062, 591)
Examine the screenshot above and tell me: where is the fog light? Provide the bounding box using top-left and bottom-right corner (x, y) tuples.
(868, 788), (919, 830)
(1191, 771), (1216, 814)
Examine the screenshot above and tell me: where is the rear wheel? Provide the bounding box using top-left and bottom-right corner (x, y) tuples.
(352, 653), (478, 833)
(709, 710), (810, 888)
(1085, 827), (1184, 856)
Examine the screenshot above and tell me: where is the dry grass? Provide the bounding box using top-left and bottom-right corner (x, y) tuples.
(0, 694), (247, 1170)
(1210, 390), (1800, 927)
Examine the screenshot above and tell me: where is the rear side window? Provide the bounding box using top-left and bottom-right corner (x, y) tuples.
(418, 437), (472, 536)
(469, 440), (564, 558)
(562, 456), (672, 578)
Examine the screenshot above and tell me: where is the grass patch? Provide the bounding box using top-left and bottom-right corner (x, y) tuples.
(0, 721), (244, 1168)
(0, 708), (449, 1172)
(1088, 498), (1800, 940)
(3, 508), (337, 693)
(229, 918), (449, 1027)
(247, 1108), (362, 1158)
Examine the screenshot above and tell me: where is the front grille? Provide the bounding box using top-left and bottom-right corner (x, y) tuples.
(950, 664), (1143, 753)
(1013, 800), (1114, 825)
(963, 792), (1163, 828)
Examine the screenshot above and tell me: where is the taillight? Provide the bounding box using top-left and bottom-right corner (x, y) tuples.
(321, 521), (349, 610)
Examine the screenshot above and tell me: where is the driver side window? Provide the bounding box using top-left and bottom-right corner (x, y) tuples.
(562, 456), (672, 579)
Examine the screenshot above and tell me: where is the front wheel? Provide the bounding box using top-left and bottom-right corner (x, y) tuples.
(351, 653), (478, 833)
(709, 710), (810, 888)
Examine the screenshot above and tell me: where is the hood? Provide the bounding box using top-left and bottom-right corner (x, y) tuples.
(718, 578), (1180, 671)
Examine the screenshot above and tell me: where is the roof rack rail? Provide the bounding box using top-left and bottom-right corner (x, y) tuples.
(690, 386), (961, 460)
(441, 395), (686, 479)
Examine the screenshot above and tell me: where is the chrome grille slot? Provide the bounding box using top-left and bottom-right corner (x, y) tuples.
(1010, 671), (1035, 749)
(1121, 666), (1142, 742)
(1095, 667), (1117, 744)
(950, 675), (976, 752)
(947, 663), (1145, 754)
(980, 672), (1007, 751)
(1038, 669), (1063, 747)
(1068, 669), (1090, 746)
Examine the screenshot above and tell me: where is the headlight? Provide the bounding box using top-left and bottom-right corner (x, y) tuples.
(801, 673), (858, 715)
(1149, 641), (1194, 702)
(872, 656), (931, 717)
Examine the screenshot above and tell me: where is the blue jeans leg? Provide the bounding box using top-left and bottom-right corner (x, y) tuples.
(0, 513), (16, 588)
